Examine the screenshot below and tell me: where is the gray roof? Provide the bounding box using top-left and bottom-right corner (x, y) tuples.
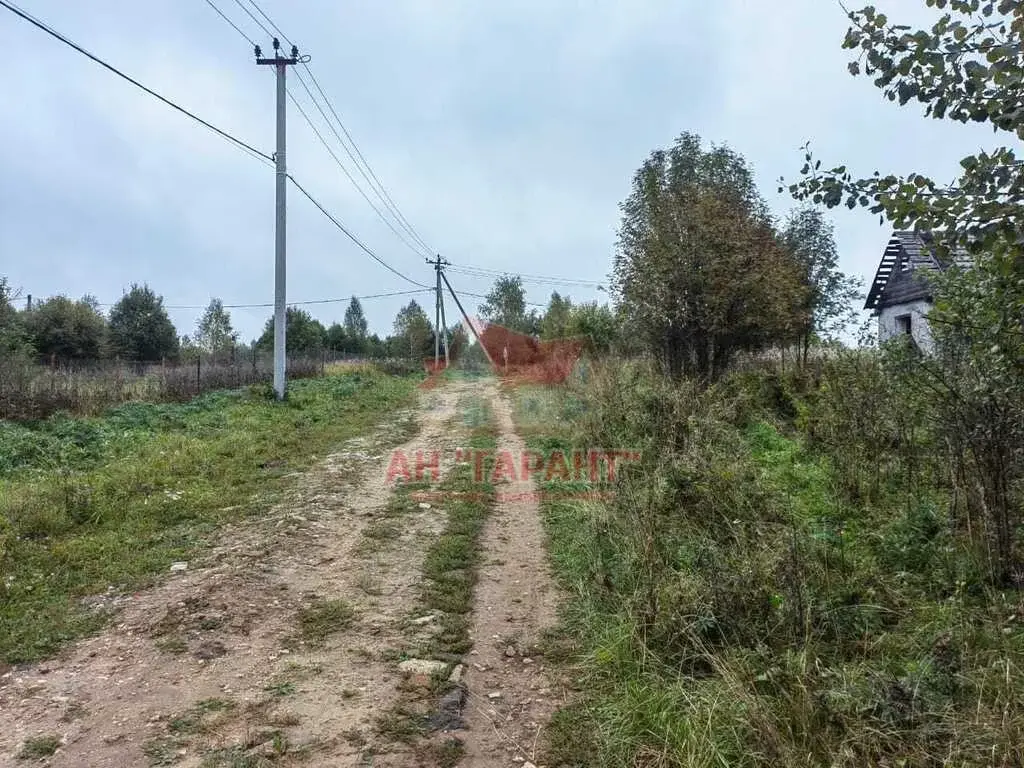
(864, 231), (949, 311)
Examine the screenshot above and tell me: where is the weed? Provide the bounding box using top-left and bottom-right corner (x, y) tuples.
(355, 571), (383, 595)
(414, 407), (496, 657)
(513, 362), (1024, 767)
(263, 681), (296, 697)
(17, 735), (61, 760)
(297, 598), (355, 645)
(421, 737), (465, 767)
(361, 521), (401, 542)
(155, 635), (187, 654)
(374, 707), (427, 743)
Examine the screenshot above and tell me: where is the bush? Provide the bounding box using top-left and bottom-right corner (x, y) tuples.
(530, 359), (1024, 767)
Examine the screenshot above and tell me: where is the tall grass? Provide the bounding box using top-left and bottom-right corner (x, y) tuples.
(0, 356), (325, 421)
(516, 359), (1024, 767)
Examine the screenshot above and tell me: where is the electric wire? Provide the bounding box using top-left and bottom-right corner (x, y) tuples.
(93, 289), (431, 310)
(287, 175), (431, 288)
(204, 0), (434, 265)
(447, 263), (604, 287)
(202, 0), (256, 46)
(245, 0), (435, 255)
(6, 0), (434, 313)
(230, 0), (274, 39)
(0, 0), (273, 165)
(288, 70), (431, 259)
(195, 0), (431, 289)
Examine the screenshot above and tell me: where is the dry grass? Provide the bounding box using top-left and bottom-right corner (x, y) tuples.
(0, 356), (325, 421)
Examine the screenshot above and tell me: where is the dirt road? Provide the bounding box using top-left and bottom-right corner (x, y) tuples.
(1, 377), (563, 767)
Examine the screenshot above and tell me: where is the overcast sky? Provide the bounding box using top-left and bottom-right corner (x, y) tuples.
(0, 0), (998, 342)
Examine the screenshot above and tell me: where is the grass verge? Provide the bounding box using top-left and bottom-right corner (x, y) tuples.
(0, 369), (420, 664)
(416, 395), (497, 658)
(513, 365), (1024, 767)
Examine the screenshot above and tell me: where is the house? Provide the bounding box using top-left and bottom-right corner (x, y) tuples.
(864, 230), (959, 352)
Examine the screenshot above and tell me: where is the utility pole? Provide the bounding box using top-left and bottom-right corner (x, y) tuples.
(427, 255), (451, 368)
(256, 38), (298, 400)
(440, 269), (495, 368)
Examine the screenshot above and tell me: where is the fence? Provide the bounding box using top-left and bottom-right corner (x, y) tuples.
(0, 354), (326, 421)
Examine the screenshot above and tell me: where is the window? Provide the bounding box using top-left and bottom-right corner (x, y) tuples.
(896, 314), (912, 335)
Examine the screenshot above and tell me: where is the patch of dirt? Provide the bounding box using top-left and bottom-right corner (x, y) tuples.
(0, 381), (478, 767)
(458, 381), (566, 767)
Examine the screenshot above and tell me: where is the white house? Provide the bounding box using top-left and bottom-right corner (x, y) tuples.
(864, 231), (957, 353)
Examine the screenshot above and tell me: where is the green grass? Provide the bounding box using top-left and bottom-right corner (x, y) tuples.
(512, 368), (1024, 768)
(0, 370), (420, 664)
(416, 397), (497, 657)
(16, 735), (61, 760)
(297, 598), (356, 645)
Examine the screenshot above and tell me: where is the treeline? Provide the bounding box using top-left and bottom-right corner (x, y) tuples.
(0, 283), (464, 364)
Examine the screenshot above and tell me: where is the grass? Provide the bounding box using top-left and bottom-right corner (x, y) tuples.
(416, 396), (497, 657)
(0, 369), (421, 664)
(512, 363), (1024, 767)
(296, 598), (356, 645)
(16, 735), (61, 760)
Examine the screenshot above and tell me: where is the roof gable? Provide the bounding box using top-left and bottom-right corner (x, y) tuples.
(864, 231), (945, 311)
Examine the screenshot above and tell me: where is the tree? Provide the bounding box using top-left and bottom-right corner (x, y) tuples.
(343, 297), (368, 341)
(392, 300), (433, 359)
(781, 207), (861, 362)
(614, 132), (807, 380)
(325, 322), (348, 352)
(108, 284), (179, 362)
(257, 308), (325, 355)
(783, 1), (1024, 255)
(194, 298), (235, 358)
(480, 275), (538, 333)
(24, 295), (108, 360)
(567, 302), (618, 355)
(0, 277), (31, 356)
(782, 0), (1024, 581)
(540, 292), (574, 339)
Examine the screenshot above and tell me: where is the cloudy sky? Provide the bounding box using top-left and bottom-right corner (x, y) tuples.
(0, 0), (998, 341)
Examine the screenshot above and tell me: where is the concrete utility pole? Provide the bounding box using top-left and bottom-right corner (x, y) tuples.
(428, 255), (451, 368)
(256, 38), (298, 400)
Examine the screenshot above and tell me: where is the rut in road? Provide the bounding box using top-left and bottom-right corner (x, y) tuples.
(456, 379), (565, 767)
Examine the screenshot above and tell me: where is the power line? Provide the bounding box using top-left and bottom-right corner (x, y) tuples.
(230, 0), (273, 39)
(443, 280), (547, 308)
(287, 71), (431, 259)
(0, 0), (273, 165)
(447, 264), (604, 288)
(242, 0), (435, 255)
(204, 0), (434, 260)
(202, 0), (255, 46)
(298, 63), (434, 255)
(287, 174), (431, 288)
(92, 288), (431, 310)
(246, 0), (290, 46)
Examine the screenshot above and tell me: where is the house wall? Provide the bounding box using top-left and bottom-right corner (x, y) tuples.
(877, 299), (935, 352)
